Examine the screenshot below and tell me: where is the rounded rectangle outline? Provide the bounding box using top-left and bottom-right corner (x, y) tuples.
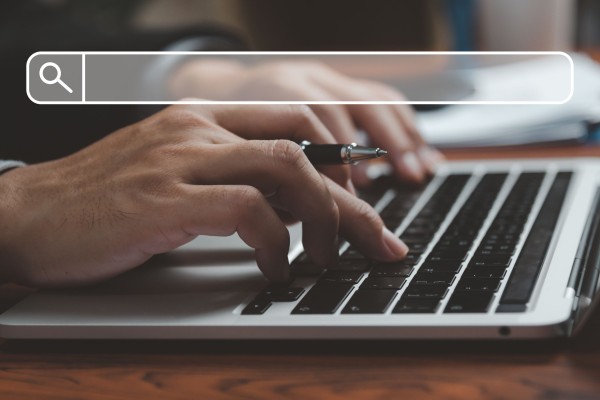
(26, 51), (575, 105)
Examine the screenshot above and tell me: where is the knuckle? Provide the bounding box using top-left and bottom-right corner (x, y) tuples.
(270, 139), (307, 169)
(328, 197), (340, 225)
(288, 104), (314, 122)
(159, 107), (211, 131)
(287, 104), (321, 127)
(232, 186), (266, 216)
(132, 172), (175, 202)
(354, 199), (383, 230)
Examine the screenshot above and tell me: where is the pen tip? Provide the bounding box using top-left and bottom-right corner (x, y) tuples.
(376, 149), (388, 158)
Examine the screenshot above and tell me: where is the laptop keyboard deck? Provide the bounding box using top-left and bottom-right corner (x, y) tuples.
(242, 171), (572, 316)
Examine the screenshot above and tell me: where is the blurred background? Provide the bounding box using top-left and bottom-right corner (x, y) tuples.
(1, 0), (599, 162)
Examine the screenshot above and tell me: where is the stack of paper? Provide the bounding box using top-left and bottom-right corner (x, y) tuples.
(416, 54), (600, 147)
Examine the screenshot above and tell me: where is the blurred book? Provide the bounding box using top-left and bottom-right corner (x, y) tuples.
(416, 53), (600, 148)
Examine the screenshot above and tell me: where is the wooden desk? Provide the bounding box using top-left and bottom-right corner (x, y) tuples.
(1, 144), (599, 400)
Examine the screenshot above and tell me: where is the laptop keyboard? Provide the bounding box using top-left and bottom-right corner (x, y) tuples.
(242, 171), (572, 316)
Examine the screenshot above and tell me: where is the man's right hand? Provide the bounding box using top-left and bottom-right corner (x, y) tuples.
(0, 105), (408, 288)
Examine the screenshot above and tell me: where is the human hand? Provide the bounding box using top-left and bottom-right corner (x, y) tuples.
(0, 105), (408, 287)
(169, 59), (444, 185)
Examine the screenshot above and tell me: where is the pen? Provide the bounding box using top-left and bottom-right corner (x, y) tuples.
(300, 141), (388, 165)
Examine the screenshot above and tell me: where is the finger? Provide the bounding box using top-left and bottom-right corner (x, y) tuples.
(207, 104), (353, 190)
(183, 139), (340, 268)
(318, 165), (356, 194)
(350, 163), (374, 189)
(374, 87), (445, 175)
(309, 76), (428, 183)
(208, 104), (336, 143)
(310, 104), (356, 143)
(307, 104), (359, 193)
(177, 185), (291, 282)
(349, 104), (427, 184)
(323, 176), (409, 261)
(272, 207), (299, 226)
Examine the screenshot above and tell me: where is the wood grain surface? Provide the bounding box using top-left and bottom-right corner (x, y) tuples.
(0, 144), (599, 400)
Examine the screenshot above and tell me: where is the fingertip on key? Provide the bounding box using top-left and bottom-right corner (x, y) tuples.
(382, 227), (409, 259)
(395, 152), (426, 183)
(418, 146), (445, 175)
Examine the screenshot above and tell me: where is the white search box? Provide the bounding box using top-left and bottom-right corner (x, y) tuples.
(26, 51), (574, 105)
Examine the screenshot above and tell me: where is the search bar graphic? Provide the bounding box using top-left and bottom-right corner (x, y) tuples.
(39, 62), (74, 94)
(26, 51), (574, 105)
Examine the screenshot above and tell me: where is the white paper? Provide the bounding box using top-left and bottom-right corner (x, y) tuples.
(417, 54), (600, 147)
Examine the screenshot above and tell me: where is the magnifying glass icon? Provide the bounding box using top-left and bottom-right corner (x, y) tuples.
(39, 62), (73, 94)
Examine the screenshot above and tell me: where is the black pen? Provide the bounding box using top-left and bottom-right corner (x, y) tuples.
(300, 141), (388, 165)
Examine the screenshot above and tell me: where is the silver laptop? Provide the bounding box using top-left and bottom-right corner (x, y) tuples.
(2, 158), (600, 340)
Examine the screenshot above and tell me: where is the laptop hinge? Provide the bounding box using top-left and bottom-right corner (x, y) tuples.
(567, 188), (600, 337)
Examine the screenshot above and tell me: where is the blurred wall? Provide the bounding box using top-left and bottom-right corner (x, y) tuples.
(133, 0), (447, 50)
(578, 0), (600, 48)
(478, 0), (576, 50)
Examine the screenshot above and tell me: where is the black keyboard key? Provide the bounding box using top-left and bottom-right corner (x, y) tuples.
(456, 278), (501, 292)
(393, 298), (440, 313)
(407, 242), (428, 252)
(400, 235), (433, 245)
(339, 248), (366, 260)
(419, 262), (463, 273)
(342, 290), (397, 314)
(242, 298), (272, 315)
(444, 291), (495, 313)
(412, 271), (456, 285)
(384, 218), (403, 230)
(361, 277), (406, 290)
(404, 252), (424, 263)
(328, 259), (371, 272)
(292, 283), (354, 314)
(499, 172), (572, 306)
(404, 284), (448, 299)
(469, 256), (512, 268)
(403, 226), (436, 236)
(320, 270), (364, 284)
(437, 239), (472, 248)
(427, 255), (467, 263)
(427, 250), (469, 259)
(259, 286), (305, 301)
(400, 234), (434, 245)
(290, 262), (323, 277)
(370, 264), (413, 277)
(462, 266), (506, 279)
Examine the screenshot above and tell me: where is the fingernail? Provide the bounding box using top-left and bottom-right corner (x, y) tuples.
(396, 152), (425, 182)
(418, 147), (444, 175)
(382, 228), (409, 258)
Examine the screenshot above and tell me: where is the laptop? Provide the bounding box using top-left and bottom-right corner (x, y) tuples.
(1, 158), (599, 340)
